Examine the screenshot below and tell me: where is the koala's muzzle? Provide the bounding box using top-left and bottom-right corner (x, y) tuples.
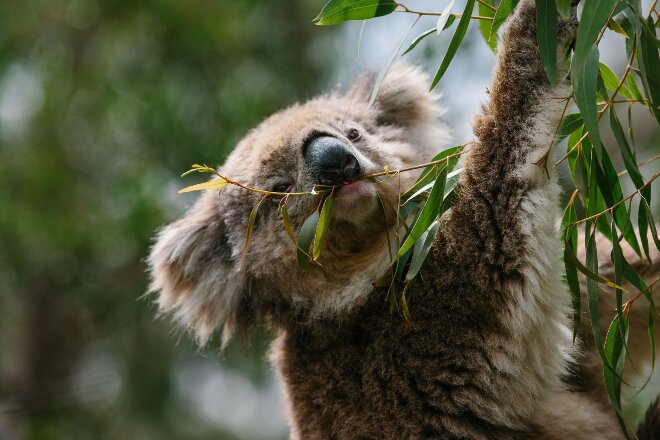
(305, 136), (361, 186)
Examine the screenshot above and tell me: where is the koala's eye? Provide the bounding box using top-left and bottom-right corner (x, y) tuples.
(271, 181), (293, 194)
(347, 128), (361, 142)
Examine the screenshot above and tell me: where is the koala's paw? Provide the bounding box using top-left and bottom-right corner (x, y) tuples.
(557, 6), (579, 49)
(508, 0), (578, 49)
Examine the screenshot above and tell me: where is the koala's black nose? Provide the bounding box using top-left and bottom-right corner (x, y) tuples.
(305, 136), (361, 186)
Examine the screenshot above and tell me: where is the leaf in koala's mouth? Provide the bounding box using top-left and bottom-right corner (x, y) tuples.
(313, 196), (334, 261)
(333, 180), (372, 202)
(297, 211), (320, 272)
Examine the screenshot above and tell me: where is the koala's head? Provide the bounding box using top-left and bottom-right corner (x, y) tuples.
(148, 64), (448, 346)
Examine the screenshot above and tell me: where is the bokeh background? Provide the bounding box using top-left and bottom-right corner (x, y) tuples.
(0, 1), (657, 439)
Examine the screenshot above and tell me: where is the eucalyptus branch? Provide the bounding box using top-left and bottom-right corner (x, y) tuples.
(623, 277), (659, 312)
(616, 154), (660, 177)
(555, 130), (589, 165)
(556, 40), (638, 166)
(362, 150), (465, 180)
(568, 172), (659, 227)
(179, 148), (465, 198)
(475, 0), (497, 13)
(396, 3), (494, 20)
(598, 98), (649, 105)
(601, 38), (637, 115)
(595, 0), (622, 46)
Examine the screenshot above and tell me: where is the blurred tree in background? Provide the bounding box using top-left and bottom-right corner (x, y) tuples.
(0, 1), (338, 438)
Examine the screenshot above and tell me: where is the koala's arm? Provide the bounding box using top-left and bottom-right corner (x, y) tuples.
(442, 0), (576, 276)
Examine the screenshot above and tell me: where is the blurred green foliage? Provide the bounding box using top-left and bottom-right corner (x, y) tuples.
(0, 0), (337, 439)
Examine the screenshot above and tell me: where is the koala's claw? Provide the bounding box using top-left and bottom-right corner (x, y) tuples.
(558, 7), (579, 47)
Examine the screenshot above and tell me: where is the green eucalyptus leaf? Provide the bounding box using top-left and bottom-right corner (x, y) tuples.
(573, 0), (617, 71)
(603, 314), (629, 432)
(610, 219), (634, 357)
(488, 0), (515, 46)
(592, 147), (641, 256)
(396, 165), (448, 259)
(558, 113), (584, 139)
(313, 195), (334, 260)
(585, 231), (620, 376)
(586, 147), (613, 241)
(405, 144), (464, 196)
(239, 201), (262, 267)
(648, 303), (656, 380)
(572, 46), (603, 158)
(402, 166), (461, 206)
(478, 0), (497, 52)
(638, 16), (660, 124)
(297, 211), (320, 272)
(574, 149), (590, 199)
(639, 197), (660, 252)
(597, 70), (610, 101)
(599, 63), (633, 99)
(566, 126), (588, 198)
(609, 219), (643, 430)
(564, 237), (625, 291)
(313, 0), (397, 25)
(389, 248), (412, 310)
(405, 220), (440, 282)
(402, 28), (435, 56)
(607, 18), (628, 37)
(609, 108), (644, 190)
(556, 0), (572, 19)
(536, 0), (558, 86)
(430, 0), (475, 90)
(370, 14), (419, 106)
(436, 0), (456, 34)
(625, 74), (644, 102)
(281, 206), (298, 245)
(562, 209), (580, 342)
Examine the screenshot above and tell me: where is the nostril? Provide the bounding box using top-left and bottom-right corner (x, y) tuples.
(318, 170), (343, 186)
(305, 136), (362, 186)
(343, 154), (360, 182)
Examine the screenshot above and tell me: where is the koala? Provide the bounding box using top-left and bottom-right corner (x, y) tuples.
(148, 1), (659, 438)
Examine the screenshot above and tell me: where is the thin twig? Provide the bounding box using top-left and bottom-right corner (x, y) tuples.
(556, 40), (638, 166)
(397, 3), (493, 20)
(568, 172), (659, 226)
(595, 0), (622, 46)
(601, 38), (637, 116)
(597, 98), (649, 105)
(216, 172), (326, 197)
(623, 277), (659, 312)
(555, 130), (589, 165)
(617, 154), (660, 177)
(362, 150), (464, 179)
(476, 0), (497, 13)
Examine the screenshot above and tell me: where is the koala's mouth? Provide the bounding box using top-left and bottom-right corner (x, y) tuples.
(332, 180), (375, 206)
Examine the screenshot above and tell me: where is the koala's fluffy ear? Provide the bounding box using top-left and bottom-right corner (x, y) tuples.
(148, 191), (244, 347)
(346, 62), (442, 127)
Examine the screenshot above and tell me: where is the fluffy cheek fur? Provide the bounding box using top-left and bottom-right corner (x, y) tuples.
(148, 191), (246, 346)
